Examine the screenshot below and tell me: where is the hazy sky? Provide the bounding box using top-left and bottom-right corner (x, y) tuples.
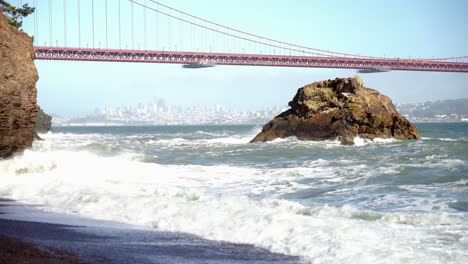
(19, 0), (468, 117)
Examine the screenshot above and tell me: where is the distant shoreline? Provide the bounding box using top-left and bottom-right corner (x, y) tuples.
(411, 120), (468, 123)
(51, 123), (263, 128)
(49, 120), (467, 128)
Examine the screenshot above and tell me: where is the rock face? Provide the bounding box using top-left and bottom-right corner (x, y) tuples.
(251, 76), (420, 145)
(0, 14), (39, 158)
(35, 107), (52, 133)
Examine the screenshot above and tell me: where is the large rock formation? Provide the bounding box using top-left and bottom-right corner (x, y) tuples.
(251, 76), (420, 145)
(0, 14), (38, 158)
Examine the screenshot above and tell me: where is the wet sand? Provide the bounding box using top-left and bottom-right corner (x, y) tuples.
(0, 199), (299, 264)
(0, 234), (94, 264)
(0, 198), (95, 263)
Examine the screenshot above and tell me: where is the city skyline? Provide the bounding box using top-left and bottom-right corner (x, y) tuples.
(54, 96), (468, 126)
(56, 96), (287, 126)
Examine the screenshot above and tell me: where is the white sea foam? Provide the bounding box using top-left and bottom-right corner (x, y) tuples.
(1, 148), (467, 263)
(144, 129), (259, 147)
(438, 138), (459, 142)
(353, 136), (399, 146)
(421, 137), (465, 142)
(260, 136), (399, 148)
(407, 158), (466, 169)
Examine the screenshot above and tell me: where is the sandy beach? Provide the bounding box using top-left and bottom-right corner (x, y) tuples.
(0, 199), (299, 264)
(0, 233), (93, 264)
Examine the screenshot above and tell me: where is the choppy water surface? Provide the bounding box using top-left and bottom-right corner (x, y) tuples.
(1, 123), (467, 263)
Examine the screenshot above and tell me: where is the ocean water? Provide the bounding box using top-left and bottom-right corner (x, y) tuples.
(0, 123), (467, 263)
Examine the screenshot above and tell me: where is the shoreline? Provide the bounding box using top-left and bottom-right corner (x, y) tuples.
(0, 199), (299, 264)
(50, 120), (468, 128)
(0, 198), (95, 264)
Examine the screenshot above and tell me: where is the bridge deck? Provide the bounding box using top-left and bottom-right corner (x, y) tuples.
(34, 47), (468, 73)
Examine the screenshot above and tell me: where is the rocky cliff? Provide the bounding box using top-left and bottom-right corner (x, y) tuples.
(251, 76), (420, 145)
(0, 14), (38, 158)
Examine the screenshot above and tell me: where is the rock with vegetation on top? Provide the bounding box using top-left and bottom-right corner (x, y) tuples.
(35, 107), (52, 133)
(0, 13), (38, 158)
(34, 107), (52, 140)
(251, 76), (420, 145)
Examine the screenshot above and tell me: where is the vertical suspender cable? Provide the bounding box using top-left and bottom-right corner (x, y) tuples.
(180, 14), (182, 51)
(78, 0), (81, 47)
(131, 1), (134, 49)
(92, 0), (95, 48)
(155, 2), (159, 50)
(191, 17), (193, 51)
(48, 0), (52, 46)
(118, 0), (121, 49)
(105, 0), (108, 48)
(154, 9), (157, 50)
(144, 0), (147, 50)
(168, 11), (171, 50)
(63, 0), (66, 47)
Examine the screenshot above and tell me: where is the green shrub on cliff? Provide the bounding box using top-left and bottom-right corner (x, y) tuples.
(36, 107), (52, 134)
(0, 0), (34, 29)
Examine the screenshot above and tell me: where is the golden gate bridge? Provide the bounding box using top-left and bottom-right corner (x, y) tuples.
(22, 0), (468, 72)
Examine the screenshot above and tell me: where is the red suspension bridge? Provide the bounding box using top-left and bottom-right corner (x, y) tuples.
(21, 0), (468, 72)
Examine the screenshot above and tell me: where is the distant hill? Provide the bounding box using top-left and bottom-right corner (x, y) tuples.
(397, 98), (468, 120)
